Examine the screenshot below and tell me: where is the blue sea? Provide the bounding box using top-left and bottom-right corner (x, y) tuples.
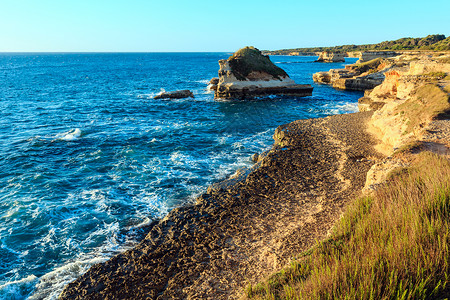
(0, 53), (361, 299)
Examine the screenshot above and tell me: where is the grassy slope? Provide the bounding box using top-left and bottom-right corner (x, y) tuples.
(396, 83), (450, 134)
(245, 152), (450, 300)
(266, 35), (450, 55)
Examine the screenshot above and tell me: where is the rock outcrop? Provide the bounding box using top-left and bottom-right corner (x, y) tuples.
(359, 54), (450, 191)
(211, 47), (313, 99)
(313, 53), (450, 192)
(355, 51), (399, 63)
(154, 90), (194, 100)
(359, 54), (450, 154)
(313, 59), (388, 91)
(315, 51), (346, 62)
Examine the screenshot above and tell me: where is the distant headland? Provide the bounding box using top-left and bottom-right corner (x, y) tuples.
(263, 34), (450, 55)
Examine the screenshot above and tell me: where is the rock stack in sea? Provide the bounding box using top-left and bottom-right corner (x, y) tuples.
(315, 51), (346, 62)
(209, 46), (313, 99)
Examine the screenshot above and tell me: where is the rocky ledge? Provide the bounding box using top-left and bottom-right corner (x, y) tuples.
(210, 46), (313, 100)
(359, 54), (450, 153)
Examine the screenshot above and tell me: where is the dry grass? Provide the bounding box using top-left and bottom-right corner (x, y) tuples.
(395, 83), (450, 133)
(348, 58), (383, 74)
(245, 151), (450, 300)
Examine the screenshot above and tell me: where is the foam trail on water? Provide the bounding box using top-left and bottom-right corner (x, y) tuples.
(27, 257), (108, 300)
(0, 275), (38, 300)
(58, 128), (82, 141)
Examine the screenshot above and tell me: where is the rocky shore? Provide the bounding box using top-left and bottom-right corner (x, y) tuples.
(60, 53), (449, 299)
(60, 111), (383, 300)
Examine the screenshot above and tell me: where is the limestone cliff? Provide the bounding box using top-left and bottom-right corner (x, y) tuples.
(360, 54), (450, 153)
(359, 54), (450, 191)
(312, 56), (410, 91)
(355, 51), (399, 63)
(211, 47), (313, 99)
(314, 52), (450, 192)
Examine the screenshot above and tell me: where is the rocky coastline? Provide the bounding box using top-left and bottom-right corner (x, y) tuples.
(60, 111), (383, 300)
(60, 53), (449, 299)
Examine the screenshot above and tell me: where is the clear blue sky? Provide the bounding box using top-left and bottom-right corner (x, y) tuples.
(1, 0), (449, 52)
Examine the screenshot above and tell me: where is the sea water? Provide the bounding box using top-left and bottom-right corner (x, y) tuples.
(0, 53), (361, 299)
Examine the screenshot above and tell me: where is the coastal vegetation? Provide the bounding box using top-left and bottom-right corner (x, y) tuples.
(347, 58), (383, 74)
(265, 34), (450, 55)
(245, 151), (450, 299)
(395, 83), (450, 133)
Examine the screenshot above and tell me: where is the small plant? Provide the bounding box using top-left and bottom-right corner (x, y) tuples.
(425, 72), (447, 79)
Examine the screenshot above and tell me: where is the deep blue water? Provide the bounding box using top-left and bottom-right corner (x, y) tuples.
(0, 53), (361, 299)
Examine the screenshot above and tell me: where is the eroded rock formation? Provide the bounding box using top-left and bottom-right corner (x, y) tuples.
(313, 57), (394, 91)
(355, 51), (399, 63)
(211, 47), (313, 99)
(360, 54), (450, 153)
(315, 51), (346, 62)
(359, 54), (450, 191)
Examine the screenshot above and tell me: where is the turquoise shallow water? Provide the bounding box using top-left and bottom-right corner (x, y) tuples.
(0, 53), (361, 299)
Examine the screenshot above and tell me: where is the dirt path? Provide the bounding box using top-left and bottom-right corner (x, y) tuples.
(60, 111), (383, 300)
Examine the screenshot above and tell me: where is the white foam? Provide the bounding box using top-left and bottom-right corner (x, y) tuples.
(137, 94), (153, 99)
(0, 275), (38, 299)
(327, 102), (359, 115)
(155, 88), (166, 97)
(58, 128), (82, 141)
(195, 79), (210, 84)
(27, 257), (108, 300)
